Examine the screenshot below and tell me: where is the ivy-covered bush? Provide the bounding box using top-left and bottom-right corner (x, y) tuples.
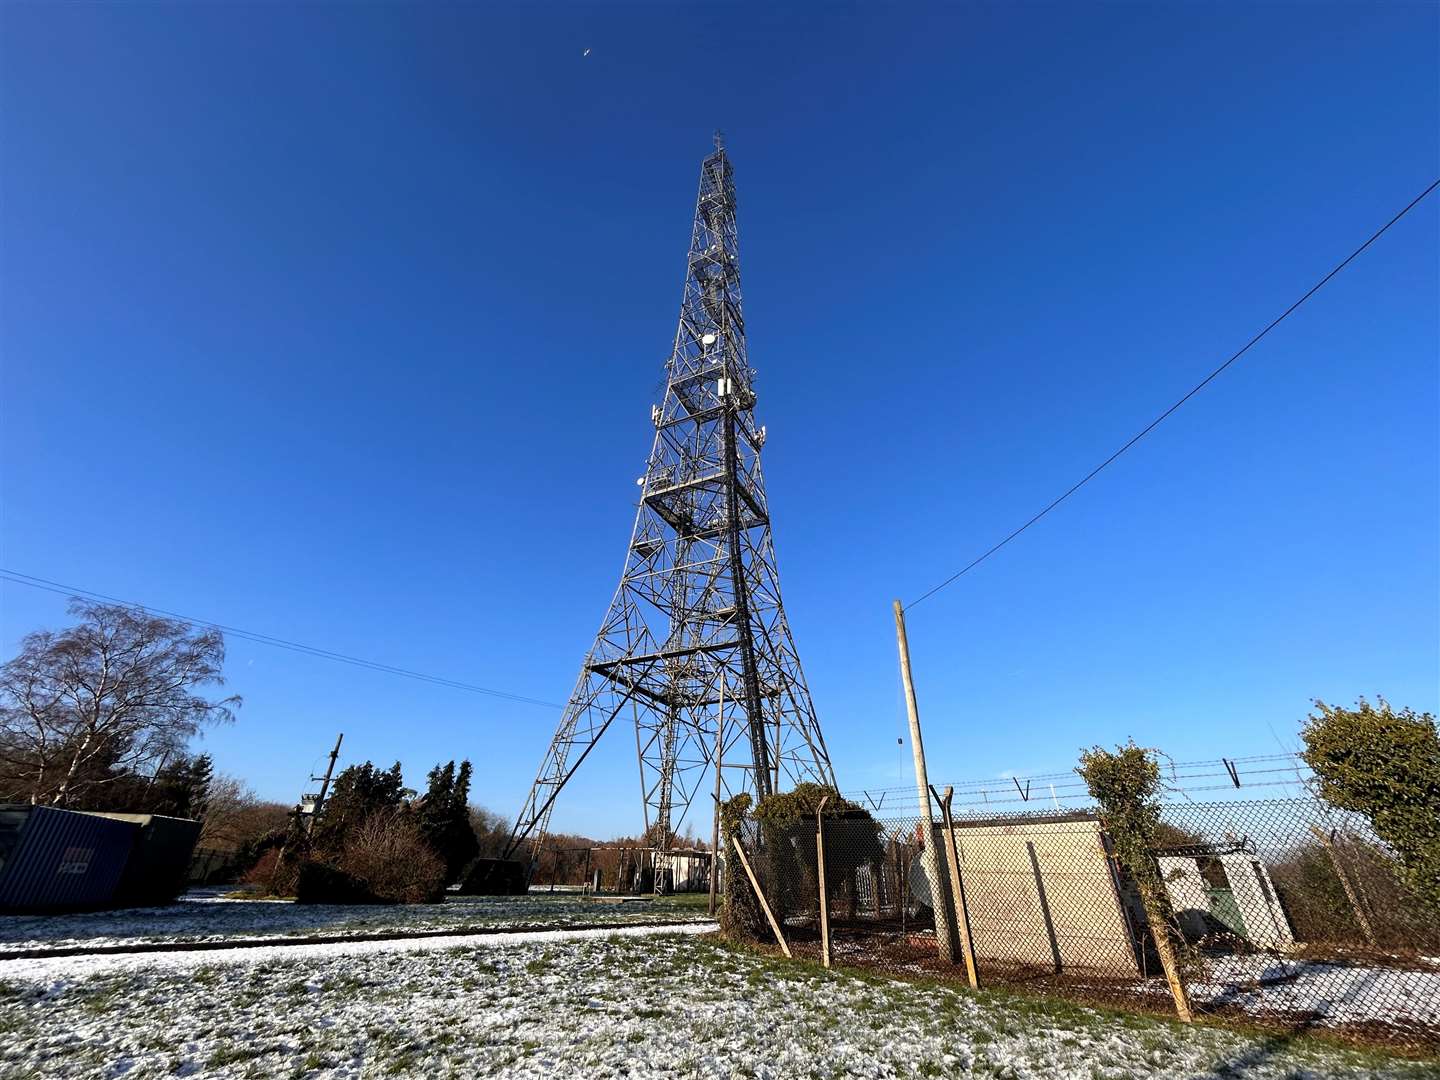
(753, 782), (884, 920)
(719, 783), (885, 941)
(718, 793), (766, 942)
(1077, 740), (1193, 1020)
(1301, 697), (1440, 910)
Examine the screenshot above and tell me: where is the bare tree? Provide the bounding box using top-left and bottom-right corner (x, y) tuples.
(468, 804), (512, 859)
(199, 773), (289, 851)
(0, 601), (238, 806)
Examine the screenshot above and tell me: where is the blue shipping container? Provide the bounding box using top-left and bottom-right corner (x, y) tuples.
(0, 805), (139, 912)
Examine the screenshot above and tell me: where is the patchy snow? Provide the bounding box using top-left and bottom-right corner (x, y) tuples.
(0, 887), (712, 955)
(810, 923), (1438, 1040)
(1086, 953), (1440, 1038)
(1185, 954), (1440, 1031)
(0, 931), (1431, 1079)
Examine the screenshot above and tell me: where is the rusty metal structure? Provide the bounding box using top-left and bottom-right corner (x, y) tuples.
(505, 136), (835, 864)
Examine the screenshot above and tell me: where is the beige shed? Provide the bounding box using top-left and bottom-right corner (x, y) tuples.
(943, 812), (1142, 977)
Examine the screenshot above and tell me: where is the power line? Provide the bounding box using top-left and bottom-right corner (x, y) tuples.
(906, 177), (1440, 610)
(0, 569), (564, 709)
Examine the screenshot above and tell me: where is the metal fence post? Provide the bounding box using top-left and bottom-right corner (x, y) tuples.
(817, 795), (832, 968)
(932, 785), (980, 989)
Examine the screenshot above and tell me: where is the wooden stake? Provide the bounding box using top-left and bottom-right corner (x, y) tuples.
(932, 785), (980, 989)
(893, 600), (958, 964)
(732, 835), (791, 958)
(816, 795), (832, 968)
(1310, 825), (1378, 948)
(1149, 904), (1194, 1022)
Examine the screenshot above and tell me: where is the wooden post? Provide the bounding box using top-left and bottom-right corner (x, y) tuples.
(893, 600), (958, 964)
(1130, 856), (1193, 1022)
(1310, 825), (1378, 948)
(1150, 904), (1194, 1022)
(732, 835), (791, 958)
(932, 785), (980, 989)
(816, 795), (832, 968)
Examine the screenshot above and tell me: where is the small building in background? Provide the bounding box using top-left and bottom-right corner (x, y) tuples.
(655, 848), (713, 893)
(1158, 843), (1295, 949)
(0, 804), (201, 913)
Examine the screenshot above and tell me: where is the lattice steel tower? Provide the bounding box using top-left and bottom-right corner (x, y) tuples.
(504, 137), (835, 862)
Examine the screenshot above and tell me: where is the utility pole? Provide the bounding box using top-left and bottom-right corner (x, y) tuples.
(306, 733), (344, 832)
(893, 600), (958, 964)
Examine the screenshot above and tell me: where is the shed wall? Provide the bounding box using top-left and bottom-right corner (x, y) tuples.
(0, 805), (138, 911)
(951, 818), (1141, 976)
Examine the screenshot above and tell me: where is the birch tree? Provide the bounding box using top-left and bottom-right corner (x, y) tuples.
(0, 601), (238, 806)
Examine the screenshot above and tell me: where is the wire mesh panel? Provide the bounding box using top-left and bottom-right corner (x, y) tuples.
(1153, 799), (1440, 1043)
(728, 798), (1439, 1048)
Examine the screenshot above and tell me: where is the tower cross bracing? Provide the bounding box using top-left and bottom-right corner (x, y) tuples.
(505, 139), (835, 863)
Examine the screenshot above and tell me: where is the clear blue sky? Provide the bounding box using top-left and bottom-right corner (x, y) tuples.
(2, 3), (1436, 837)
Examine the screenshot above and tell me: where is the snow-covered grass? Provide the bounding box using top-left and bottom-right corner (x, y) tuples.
(0, 888), (713, 954)
(0, 930), (1432, 1079)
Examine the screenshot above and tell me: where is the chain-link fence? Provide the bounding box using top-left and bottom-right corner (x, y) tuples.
(727, 797), (1439, 1047)
(531, 844), (716, 895)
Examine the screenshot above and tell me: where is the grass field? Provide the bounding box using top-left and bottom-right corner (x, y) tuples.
(0, 888), (713, 955)
(0, 929), (1432, 1079)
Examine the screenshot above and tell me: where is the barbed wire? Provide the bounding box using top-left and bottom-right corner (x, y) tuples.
(841, 752), (1309, 806)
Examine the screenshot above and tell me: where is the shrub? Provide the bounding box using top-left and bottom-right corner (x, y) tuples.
(1266, 837), (1364, 944)
(310, 761), (409, 854)
(457, 858), (527, 895)
(752, 783), (883, 921)
(336, 812), (446, 904)
(294, 861), (383, 905)
(240, 816), (309, 897)
(1265, 832), (1439, 950)
(241, 847), (301, 898)
(1301, 697), (1440, 910)
(240, 848), (280, 891)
